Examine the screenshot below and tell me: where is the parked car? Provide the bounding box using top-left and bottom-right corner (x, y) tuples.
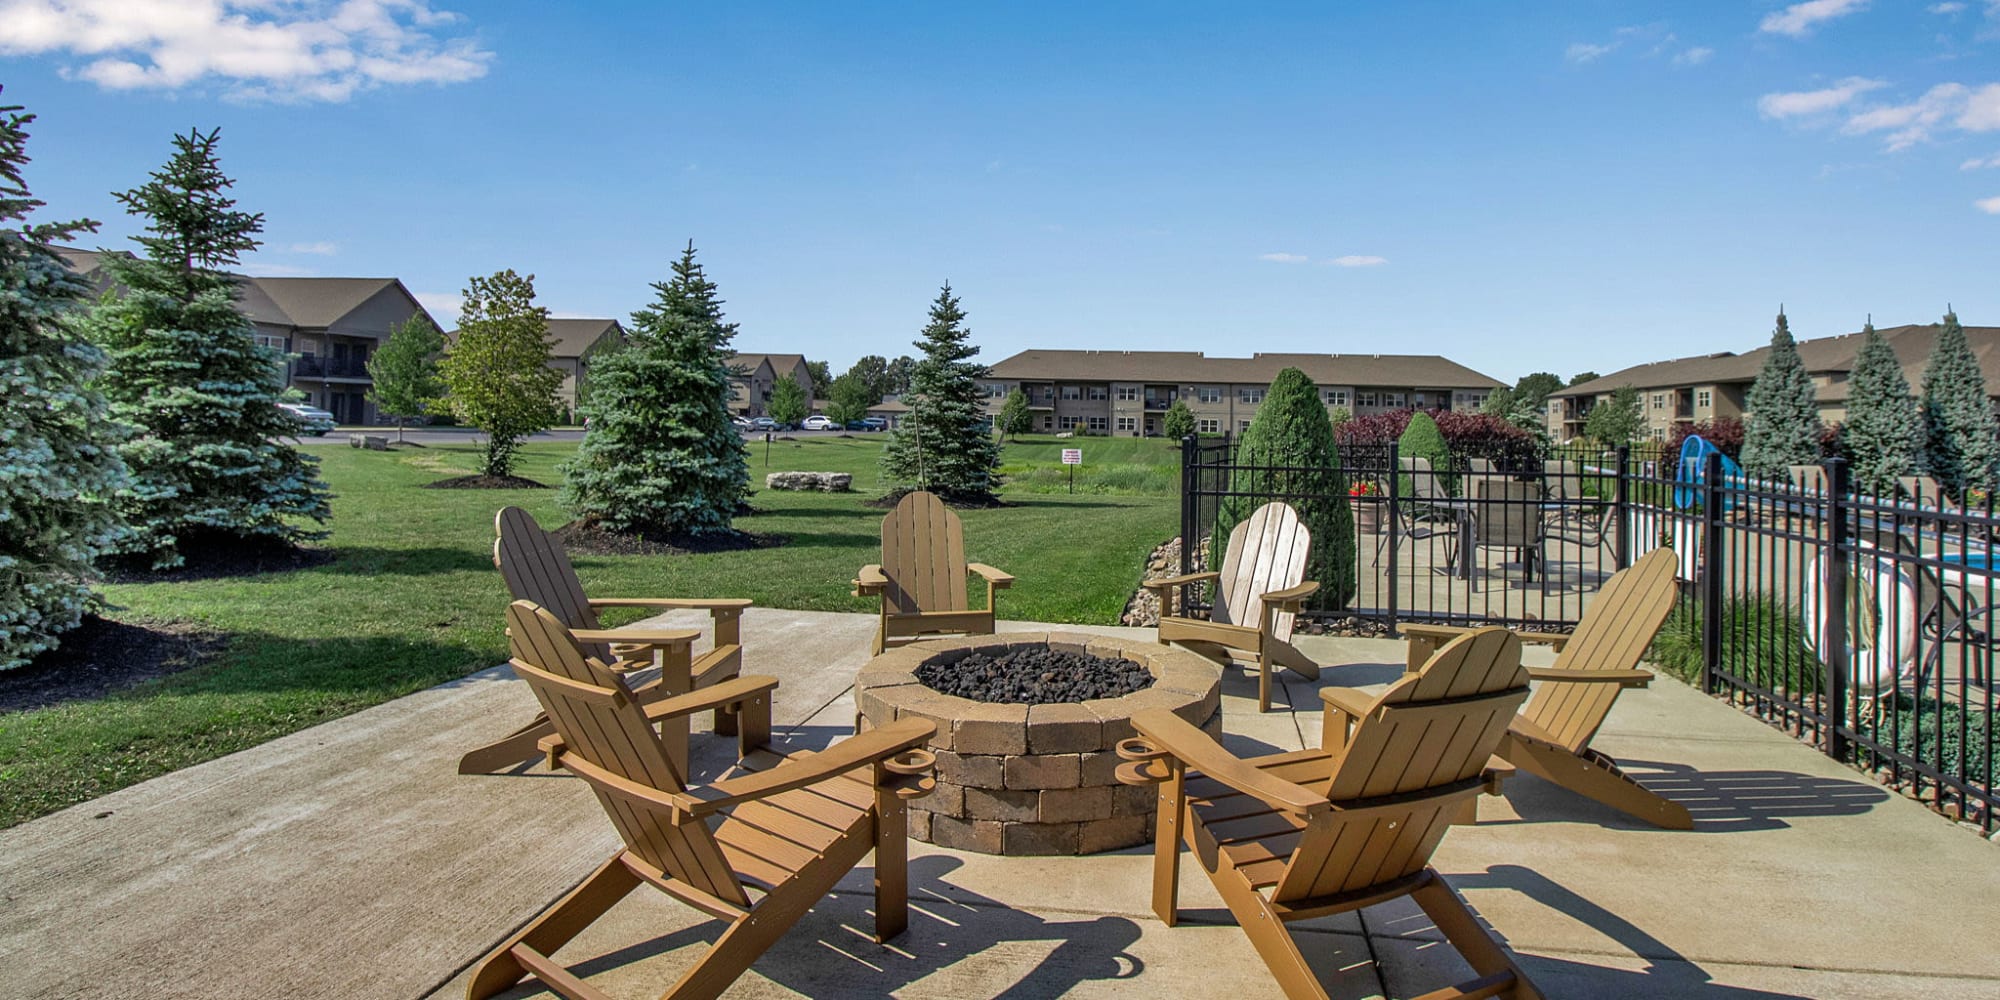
(801, 415), (839, 431)
(731, 416), (753, 430)
(749, 416), (779, 431)
(277, 402), (336, 436)
(858, 416), (890, 431)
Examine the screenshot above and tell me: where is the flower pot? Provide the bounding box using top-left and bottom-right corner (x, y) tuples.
(1354, 500), (1383, 534)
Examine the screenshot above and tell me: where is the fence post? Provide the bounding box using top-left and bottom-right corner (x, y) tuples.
(1385, 441), (1400, 636)
(1700, 451), (1725, 695)
(1613, 444), (1631, 570)
(1821, 455), (1851, 761)
(1179, 434), (1197, 578)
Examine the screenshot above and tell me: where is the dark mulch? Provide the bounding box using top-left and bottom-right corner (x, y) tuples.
(552, 519), (787, 557)
(864, 486), (1011, 510)
(423, 474), (549, 489)
(1, 616), (226, 714)
(100, 534), (335, 584)
(918, 645), (1154, 704)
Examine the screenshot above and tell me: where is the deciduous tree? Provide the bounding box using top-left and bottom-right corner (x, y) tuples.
(1585, 386), (1645, 448)
(997, 388), (1034, 441)
(365, 314), (445, 443)
(766, 372), (808, 427)
(1162, 397), (1195, 439)
(825, 373), (875, 426)
(438, 270), (562, 478)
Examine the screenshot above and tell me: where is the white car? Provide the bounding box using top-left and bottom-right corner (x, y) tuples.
(801, 415), (840, 431)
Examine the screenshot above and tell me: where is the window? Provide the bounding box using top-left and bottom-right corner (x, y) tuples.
(1697, 390), (1712, 408)
(1356, 391), (1378, 407)
(1116, 416), (1137, 432)
(1651, 393), (1666, 410)
(1411, 393), (1426, 407)
(1197, 418), (1220, 434)
(1238, 420), (1252, 432)
(1087, 416), (1108, 431)
(1324, 389), (1348, 406)
(1061, 385), (1081, 400)
(1651, 426), (1666, 441)
(1198, 387), (1223, 404)
(1087, 385), (1108, 400)
(1059, 415), (1081, 429)
(1116, 386), (1139, 401)
(1383, 392), (1406, 408)
(1238, 388), (1264, 404)
(254, 334), (287, 352)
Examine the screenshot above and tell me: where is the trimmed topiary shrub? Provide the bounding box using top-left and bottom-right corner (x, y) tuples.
(1212, 368), (1355, 609)
(1397, 410), (1455, 497)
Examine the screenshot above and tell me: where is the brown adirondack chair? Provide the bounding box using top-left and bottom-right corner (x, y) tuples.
(468, 600), (938, 1000)
(854, 491), (1013, 655)
(458, 506), (753, 776)
(1401, 547), (1689, 829)
(1117, 626), (1539, 1000)
(1146, 501), (1320, 712)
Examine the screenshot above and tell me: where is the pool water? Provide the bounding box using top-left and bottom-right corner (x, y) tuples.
(1940, 552), (1994, 572)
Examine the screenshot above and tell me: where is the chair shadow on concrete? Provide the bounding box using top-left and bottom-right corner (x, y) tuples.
(1394, 864), (1812, 999)
(499, 855), (1144, 999)
(1498, 760), (1890, 833)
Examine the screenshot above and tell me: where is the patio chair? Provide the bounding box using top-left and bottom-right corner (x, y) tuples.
(458, 506), (752, 776)
(1878, 530), (1994, 690)
(1146, 501), (1320, 712)
(1445, 479), (1548, 594)
(1373, 455), (1460, 567)
(854, 490), (1013, 655)
(1789, 464), (1828, 494)
(1116, 626), (1540, 1000)
(467, 600), (937, 1000)
(1897, 474), (1959, 513)
(1401, 548), (1691, 829)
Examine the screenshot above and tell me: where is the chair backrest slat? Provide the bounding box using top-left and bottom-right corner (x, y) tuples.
(881, 492), (969, 615)
(1473, 479), (1539, 548)
(495, 507), (608, 661)
(505, 601), (748, 906)
(1213, 502), (1310, 643)
(1524, 547), (1677, 751)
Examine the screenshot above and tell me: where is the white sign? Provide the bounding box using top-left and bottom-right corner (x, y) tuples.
(1061, 448), (1082, 465)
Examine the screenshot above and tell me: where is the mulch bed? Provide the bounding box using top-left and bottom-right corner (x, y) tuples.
(552, 520), (786, 557)
(863, 487), (1011, 510)
(423, 474), (549, 489)
(101, 535), (335, 584)
(917, 646), (1154, 704)
(1, 616), (226, 714)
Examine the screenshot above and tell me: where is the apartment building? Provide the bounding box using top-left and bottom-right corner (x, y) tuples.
(544, 319), (627, 413)
(1549, 321), (2000, 442)
(980, 349), (1505, 436)
(726, 353), (816, 417)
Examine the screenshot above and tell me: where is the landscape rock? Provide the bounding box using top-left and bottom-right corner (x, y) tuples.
(762, 471), (852, 492)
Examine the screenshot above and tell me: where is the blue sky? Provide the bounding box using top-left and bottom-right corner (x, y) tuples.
(4, 1), (1997, 384)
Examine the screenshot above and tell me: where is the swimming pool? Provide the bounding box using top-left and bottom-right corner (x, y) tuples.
(1940, 552), (1994, 572)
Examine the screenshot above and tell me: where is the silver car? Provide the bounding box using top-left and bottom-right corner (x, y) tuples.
(277, 402), (336, 436)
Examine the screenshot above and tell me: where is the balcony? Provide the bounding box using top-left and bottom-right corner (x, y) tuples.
(292, 357), (369, 379)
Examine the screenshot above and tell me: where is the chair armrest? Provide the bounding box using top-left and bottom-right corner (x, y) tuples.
(679, 718), (937, 816)
(1319, 686), (1377, 720)
(568, 627), (699, 649)
(1403, 622), (1569, 649)
(1261, 581), (1320, 611)
(1129, 709), (1325, 817)
(588, 597), (753, 612)
(1142, 571), (1219, 593)
(968, 563), (1014, 588)
(1525, 666), (1652, 687)
(640, 674), (780, 723)
(853, 564), (887, 596)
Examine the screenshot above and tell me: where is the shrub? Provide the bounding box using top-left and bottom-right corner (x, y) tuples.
(1854, 697), (1993, 785)
(1334, 408), (1538, 469)
(1648, 592), (1824, 696)
(1213, 368), (1355, 609)
(1397, 410), (1455, 497)
(1661, 419), (1745, 478)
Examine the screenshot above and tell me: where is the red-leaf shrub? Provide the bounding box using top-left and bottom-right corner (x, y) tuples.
(1335, 409), (1538, 466)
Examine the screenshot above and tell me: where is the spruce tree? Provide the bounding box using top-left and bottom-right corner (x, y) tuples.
(1213, 368), (1355, 609)
(558, 243), (748, 535)
(437, 270), (562, 478)
(1920, 309), (2000, 499)
(84, 128), (329, 568)
(1740, 310), (1822, 477)
(1163, 397), (1195, 439)
(1841, 321), (1920, 497)
(881, 284), (1001, 500)
(766, 372), (808, 427)
(365, 314), (445, 444)
(0, 95), (130, 669)
(997, 388), (1033, 441)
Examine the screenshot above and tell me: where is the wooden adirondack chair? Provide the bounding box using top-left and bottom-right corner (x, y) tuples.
(1401, 547), (1690, 829)
(459, 506), (754, 776)
(853, 491), (1013, 655)
(1146, 501), (1320, 713)
(468, 600), (938, 1000)
(1117, 627), (1539, 1000)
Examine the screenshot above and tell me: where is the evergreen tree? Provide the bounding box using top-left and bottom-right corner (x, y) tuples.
(997, 388), (1033, 441)
(1740, 310), (1822, 477)
(1584, 386), (1644, 447)
(825, 373), (875, 426)
(0, 95), (129, 669)
(365, 314), (445, 444)
(84, 128), (329, 568)
(558, 243), (748, 535)
(766, 372), (808, 427)
(1397, 409), (1455, 496)
(1920, 309), (2000, 498)
(1213, 368), (1355, 609)
(886, 355), (917, 396)
(438, 269), (562, 478)
(1162, 397), (1195, 439)
(1841, 321), (1920, 497)
(881, 284), (1000, 499)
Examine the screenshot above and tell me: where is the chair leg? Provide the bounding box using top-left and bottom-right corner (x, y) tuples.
(457, 716), (554, 775)
(874, 787), (909, 943)
(1214, 869), (1329, 1000)
(1500, 735), (1693, 830)
(465, 853), (642, 999)
(1267, 639), (1320, 681)
(664, 844), (858, 1000)
(1151, 769), (1185, 926)
(1409, 870), (1544, 1000)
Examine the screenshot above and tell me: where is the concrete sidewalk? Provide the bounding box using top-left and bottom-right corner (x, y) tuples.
(1, 609), (1994, 1000)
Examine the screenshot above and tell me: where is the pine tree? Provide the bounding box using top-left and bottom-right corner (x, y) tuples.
(0, 95), (130, 669)
(558, 243), (748, 535)
(881, 284), (1000, 500)
(1740, 310), (1822, 477)
(766, 372), (808, 427)
(997, 388), (1033, 441)
(1841, 321), (1920, 497)
(1162, 397), (1195, 439)
(365, 314), (445, 444)
(84, 128), (329, 568)
(438, 270), (562, 478)
(1920, 309), (2000, 499)
(1213, 368), (1355, 609)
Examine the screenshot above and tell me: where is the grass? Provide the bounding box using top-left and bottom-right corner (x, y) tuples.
(0, 435), (1175, 828)
(996, 434), (1182, 495)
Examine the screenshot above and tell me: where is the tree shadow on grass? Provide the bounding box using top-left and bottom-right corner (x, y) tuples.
(312, 546), (500, 576)
(115, 630), (493, 701)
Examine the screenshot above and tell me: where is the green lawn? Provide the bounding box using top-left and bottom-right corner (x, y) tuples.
(0, 435), (1178, 828)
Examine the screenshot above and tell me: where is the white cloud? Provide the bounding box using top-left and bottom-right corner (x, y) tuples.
(1977, 195), (2000, 213)
(1329, 255), (1387, 268)
(1757, 77), (1887, 118)
(1928, 2), (1966, 13)
(288, 241), (339, 255)
(1963, 152), (2000, 168)
(1674, 46), (1714, 66)
(1565, 41), (1616, 63)
(1961, 82), (2000, 129)
(1842, 82), (1968, 149)
(1760, 0), (1870, 37)
(1257, 252), (1309, 263)
(0, 0), (492, 103)
(414, 290), (462, 326)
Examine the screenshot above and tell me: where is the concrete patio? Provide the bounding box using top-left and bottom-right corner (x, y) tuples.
(1, 607), (1995, 999)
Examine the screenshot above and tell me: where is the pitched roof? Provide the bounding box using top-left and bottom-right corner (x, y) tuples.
(544, 318), (625, 358)
(727, 353), (808, 375)
(246, 277), (401, 328)
(987, 349), (1505, 389)
(1558, 322), (2000, 400)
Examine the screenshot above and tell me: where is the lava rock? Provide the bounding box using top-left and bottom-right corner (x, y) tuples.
(917, 645), (1154, 704)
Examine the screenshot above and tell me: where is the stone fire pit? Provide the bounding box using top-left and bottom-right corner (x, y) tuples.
(855, 631), (1222, 856)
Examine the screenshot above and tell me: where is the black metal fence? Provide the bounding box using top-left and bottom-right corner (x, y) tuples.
(1180, 435), (1999, 831)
